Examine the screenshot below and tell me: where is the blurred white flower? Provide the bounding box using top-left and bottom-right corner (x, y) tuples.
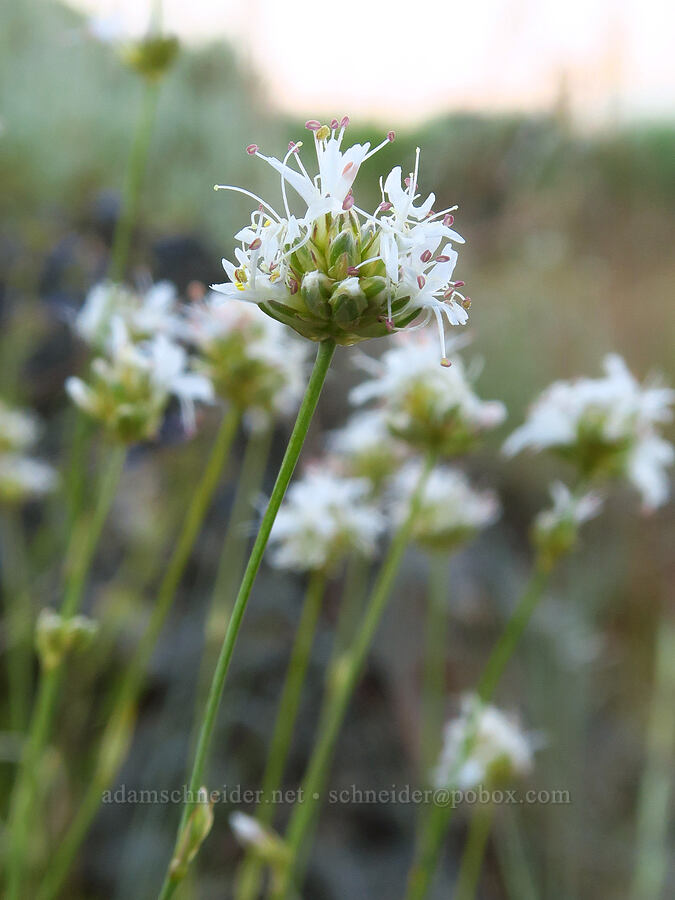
(67, 320), (214, 441)
(0, 400), (41, 453)
(327, 408), (408, 490)
(434, 696), (534, 790)
(532, 482), (604, 566)
(184, 293), (309, 430)
(211, 120), (467, 357)
(229, 812), (268, 850)
(350, 332), (506, 455)
(535, 482), (603, 534)
(269, 470), (385, 572)
(504, 354), (674, 510)
(0, 400), (57, 504)
(0, 455), (58, 504)
(75, 280), (180, 348)
(391, 461), (500, 550)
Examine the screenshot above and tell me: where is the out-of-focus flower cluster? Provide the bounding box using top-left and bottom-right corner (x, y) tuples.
(183, 293), (310, 432)
(212, 120), (469, 361)
(392, 462), (500, 552)
(68, 280), (310, 442)
(351, 332), (506, 456)
(0, 400), (57, 503)
(434, 695), (534, 790)
(504, 354), (674, 510)
(270, 331), (505, 571)
(269, 470), (385, 573)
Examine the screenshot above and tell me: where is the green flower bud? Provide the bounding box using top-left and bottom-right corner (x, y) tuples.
(327, 229), (360, 282)
(329, 278), (368, 326)
(122, 36), (180, 80)
(300, 271), (333, 319)
(35, 610), (98, 671)
(169, 787), (214, 883)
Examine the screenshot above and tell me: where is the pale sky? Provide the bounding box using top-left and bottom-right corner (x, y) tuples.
(69, 0), (675, 123)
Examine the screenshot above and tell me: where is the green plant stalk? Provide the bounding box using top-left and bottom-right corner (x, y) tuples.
(199, 425), (274, 705)
(37, 408), (239, 900)
(332, 552), (371, 657)
(6, 444), (126, 900)
(108, 80), (160, 282)
(420, 552), (450, 777)
(630, 612), (675, 900)
(0, 510), (32, 733)
(157, 339), (336, 900)
(495, 807), (539, 900)
(272, 453), (436, 900)
(453, 802), (495, 900)
(404, 561), (551, 900)
(235, 568), (326, 900)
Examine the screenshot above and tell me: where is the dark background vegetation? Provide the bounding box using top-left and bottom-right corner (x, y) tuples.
(1, 0), (673, 897)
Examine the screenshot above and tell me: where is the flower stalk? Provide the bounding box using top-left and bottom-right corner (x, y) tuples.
(271, 452), (436, 898)
(235, 568), (326, 900)
(5, 444), (126, 900)
(630, 611), (675, 900)
(37, 408), (240, 900)
(157, 338), (336, 900)
(403, 561), (551, 900)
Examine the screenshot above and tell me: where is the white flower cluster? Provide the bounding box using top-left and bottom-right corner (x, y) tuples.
(212, 119), (469, 359)
(350, 331), (506, 455)
(391, 462), (500, 551)
(434, 695), (534, 790)
(327, 408), (408, 492)
(75, 280), (180, 348)
(532, 482), (604, 566)
(0, 400), (57, 503)
(268, 469), (386, 573)
(67, 319), (213, 442)
(183, 292), (309, 430)
(504, 354), (674, 510)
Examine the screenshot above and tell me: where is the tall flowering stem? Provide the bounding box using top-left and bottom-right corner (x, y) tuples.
(271, 453), (436, 899)
(454, 800), (496, 900)
(108, 81), (160, 281)
(0, 510), (32, 732)
(404, 561), (551, 900)
(6, 444), (126, 900)
(157, 339), (336, 899)
(420, 553), (450, 775)
(630, 611), (675, 900)
(235, 568), (326, 900)
(37, 408), (240, 900)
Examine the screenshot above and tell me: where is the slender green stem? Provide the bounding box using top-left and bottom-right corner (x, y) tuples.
(6, 444), (126, 900)
(157, 339), (336, 900)
(0, 510), (33, 733)
(453, 803), (495, 900)
(272, 453), (436, 900)
(404, 562), (551, 900)
(332, 552), (371, 657)
(201, 425), (274, 698)
(420, 553), (449, 777)
(630, 611), (675, 900)
(495, 808), (539, 900)
(108, 81), (160, 282)
(37, 409), (239, 900)
(235, 569), (326, 900)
